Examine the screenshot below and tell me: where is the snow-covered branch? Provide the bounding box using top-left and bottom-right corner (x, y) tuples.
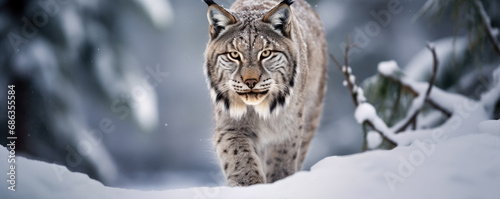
(332, 39), (445, 147)
(330, 35), (397, 147)
(384, 44), (439, 133)
(332, 35), (500, 149)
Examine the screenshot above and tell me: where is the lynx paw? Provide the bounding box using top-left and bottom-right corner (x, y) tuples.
(227, 173), (264, 186)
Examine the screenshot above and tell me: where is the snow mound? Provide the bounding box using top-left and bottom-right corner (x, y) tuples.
(2, 128), (500, 198)
(367, 131), (382, 149)
(378, 60), (399, 76)
(354, 103), (377, 124)
(478, 120), (500, 136)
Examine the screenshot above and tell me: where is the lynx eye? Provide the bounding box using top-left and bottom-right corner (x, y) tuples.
(260, 50), (271, 59)
(229, 51), (240, 60)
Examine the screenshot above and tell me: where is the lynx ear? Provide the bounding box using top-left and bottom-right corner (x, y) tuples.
(262, 0), (294, 38)
(203, 0), (236, 39)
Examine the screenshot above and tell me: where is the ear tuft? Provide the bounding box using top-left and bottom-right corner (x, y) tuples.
(204, 0), (236, 39)
(202, 0), (216, 6)
(282, 0), (294, 6)
(262, 0), (294, 37)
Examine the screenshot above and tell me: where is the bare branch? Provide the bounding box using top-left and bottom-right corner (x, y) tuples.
(394, 44), (439, 133)
(474, 0), (500, 56)
(332, 34), (397, 147)
(380, 75), (452, 117)
(427, 100), (452, 117)
(425, 43), (438, 98)
(344, 34), (350, 75)
(329, 53), (342, 74)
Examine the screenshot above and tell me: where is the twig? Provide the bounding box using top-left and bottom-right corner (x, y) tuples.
(394, 43), (439, 133)
(473, 0), (500, 56)
(425, 43), (438, 97)
(344, 35), (359, 107)
(380, 74), (452, 117)
(330, 39), (358, 107)
(427, 100), (452, 117)
(331, 34), (397, 147)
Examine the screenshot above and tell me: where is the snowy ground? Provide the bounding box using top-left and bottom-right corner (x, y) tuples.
(2, 120), (499, 199)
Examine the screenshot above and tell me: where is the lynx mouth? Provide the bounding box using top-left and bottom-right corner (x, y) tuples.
(236, 90), (269, 96)
(236, 90), (269, 105)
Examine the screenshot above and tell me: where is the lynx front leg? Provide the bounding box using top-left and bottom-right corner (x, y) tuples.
(264, 140), (300, 183)
(214, 128), (265, 186)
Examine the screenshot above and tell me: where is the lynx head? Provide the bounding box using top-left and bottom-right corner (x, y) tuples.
(203, 0), (297, 119)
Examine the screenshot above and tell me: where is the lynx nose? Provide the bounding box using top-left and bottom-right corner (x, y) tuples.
(244, 79), (258, 89)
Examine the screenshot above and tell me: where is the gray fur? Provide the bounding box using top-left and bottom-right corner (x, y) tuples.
(203, 0), (327, 186)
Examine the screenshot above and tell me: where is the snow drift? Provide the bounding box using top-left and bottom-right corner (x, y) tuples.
(1, 120), (499, 199)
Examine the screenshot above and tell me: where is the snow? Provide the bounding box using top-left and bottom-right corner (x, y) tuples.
(377, 60), (399, 76)
(354, 103), (377, 124)
(359, 60), (499, 147)
(404, 37), (468, 81)
(367, 131), (382, 149)
(379, 60), (493, 145)
(349, 75), (356, 84)
(355, 87), (367, 103)
(389, 94), (425, 132)
(492, 28), (499, 37)
(392, 99), (490, 146)
(426, 42), (435, 49)
(478, 120), (500, 136)
(354, 102), (396, 143)
(479, 65), (500, 117)
(131, 0), (174, 30)
(2, 126), (499, 198)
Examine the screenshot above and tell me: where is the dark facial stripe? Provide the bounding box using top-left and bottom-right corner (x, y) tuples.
(283, 86), (290, 96)
(269, 98), (277, 113)
(215, 90), (224, 102)
(269, 91), (289, 113)
(224, 97), (230, 110)
(215, 89), (231, 111)
(206, 53), (226, 88)
(216, 68), (224, 83)
(277, 92), (286, 106)
(289, 59), (297, 87)
(277, 70), (287, 84)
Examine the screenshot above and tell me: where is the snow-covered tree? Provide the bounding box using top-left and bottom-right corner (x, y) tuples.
(0, 0), (172, 185)
(333, 0), (499, 150)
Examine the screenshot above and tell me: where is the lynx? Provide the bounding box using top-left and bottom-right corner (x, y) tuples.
(202, 0), (327, 186)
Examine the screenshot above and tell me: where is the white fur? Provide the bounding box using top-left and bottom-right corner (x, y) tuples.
(229, 96), (247, 119)
(208, 6), (233, 27)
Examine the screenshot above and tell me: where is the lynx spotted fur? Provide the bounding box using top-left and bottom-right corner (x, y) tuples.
(202, 0), (327, 186)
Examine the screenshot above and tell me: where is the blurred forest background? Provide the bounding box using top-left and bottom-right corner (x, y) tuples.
(0, 0), (499, 190)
